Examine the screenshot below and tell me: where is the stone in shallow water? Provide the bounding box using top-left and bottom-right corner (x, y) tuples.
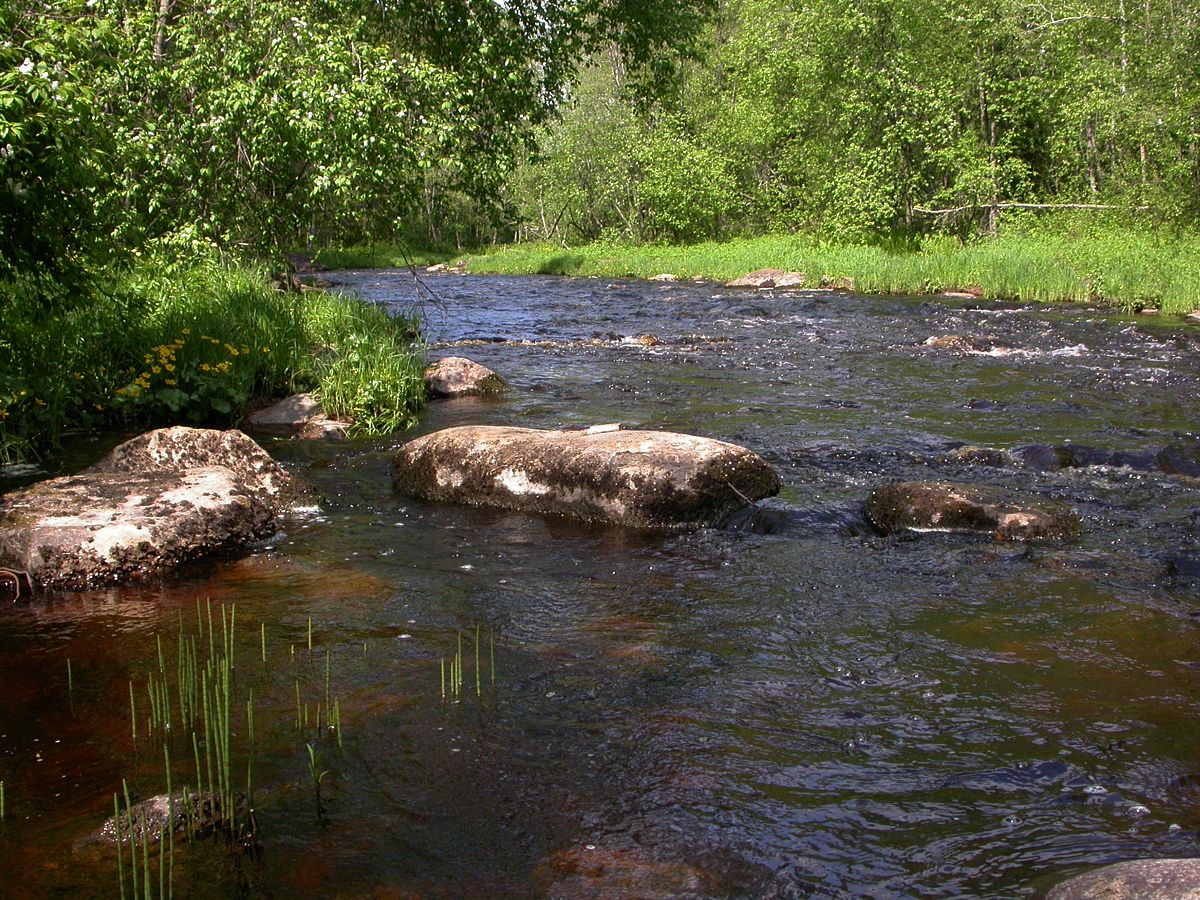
(864, 481), (1080, 541)
(1047, 858), (1200, 899)
(392, 425), (780, 530)
(0, 427), (299, 592)
(726, 268), (787, 288)
(423, 356), (508, 399)
(244, 392), (337, 438)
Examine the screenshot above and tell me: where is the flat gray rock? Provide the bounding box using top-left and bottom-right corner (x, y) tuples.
(1, 427), (300, 592)
(392, 425), (780, 530)
(1047, 858), (1200, 899)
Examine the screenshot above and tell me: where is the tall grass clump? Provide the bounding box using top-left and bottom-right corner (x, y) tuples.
(301, 291), (426, 436)
(459, 218), (1200, 314)
(0, 253), (426, 462)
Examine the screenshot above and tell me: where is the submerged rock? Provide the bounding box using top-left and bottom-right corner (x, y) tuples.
(1047, 858), (1200, 899)
(864, 481), (1080, 541)
(79, 792), (189, 848)
(0, 427), (300, 592)
(535, 846), (725, 899)
(923, 334), (1010, 354)
(392, 425), (780, 530)
(424, 356), (509, 399)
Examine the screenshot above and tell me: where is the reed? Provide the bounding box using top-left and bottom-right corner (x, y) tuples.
(441, 627), (497, 704)
(1, 780), (5, 820)
(114, 793), (125, 896)
(458, 226), (1200, 314)
(305, 743), (330, 819)
(324, 650), (331, 720)
(116, 598), (262, 897)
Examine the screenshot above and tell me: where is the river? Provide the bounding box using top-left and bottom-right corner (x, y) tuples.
(2, 272), (1199, 897)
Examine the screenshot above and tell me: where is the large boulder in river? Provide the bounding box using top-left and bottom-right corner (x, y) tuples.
(1047, 858), (1200, 899)
(0, 427), (300, 592)
(727, 269), (786, 289)
(864, 481), (1079, 541)
(392, 425), (781, 530)
(424, 356), (508, 399)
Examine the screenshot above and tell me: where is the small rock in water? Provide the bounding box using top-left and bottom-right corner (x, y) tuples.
(864, 481), (1080, 541)
(424, 356), (509, 399)
(727, 268), (787, 289)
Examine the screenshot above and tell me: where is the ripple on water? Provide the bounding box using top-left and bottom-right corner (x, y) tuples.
(6, 274), (1200, 896)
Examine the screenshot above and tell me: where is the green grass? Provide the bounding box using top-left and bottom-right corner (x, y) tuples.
(311, 243), (455, 270)
(457, 224), (1200, 314)
(0, 257), (426, 462)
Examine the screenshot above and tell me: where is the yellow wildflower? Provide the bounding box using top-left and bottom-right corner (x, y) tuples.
(164, 379), (176, 386)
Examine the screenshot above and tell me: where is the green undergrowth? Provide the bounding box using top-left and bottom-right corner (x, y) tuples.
(0, 259), (425, 463)
(312, 244), (455, 270)
(459, 224), (1200, 315)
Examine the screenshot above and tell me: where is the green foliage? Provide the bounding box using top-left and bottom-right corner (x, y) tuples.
(0, 259), (426, 460)
(512, 0), (1200, 244)
(461, 222), (1200, 314)
(635, 125), (738, 242)
(300, 292), (426, 436)
(0, 2), (115, 289)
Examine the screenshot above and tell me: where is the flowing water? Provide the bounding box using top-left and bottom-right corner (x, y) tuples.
(3, 273), (1200, 897)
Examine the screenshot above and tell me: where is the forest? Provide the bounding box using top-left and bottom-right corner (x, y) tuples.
(2, 0), (1198, 460)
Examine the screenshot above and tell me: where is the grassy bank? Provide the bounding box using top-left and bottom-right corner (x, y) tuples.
(312, 245), (455, 270)
(0, 259), (426, 464)
(455, 226), (1200, 315)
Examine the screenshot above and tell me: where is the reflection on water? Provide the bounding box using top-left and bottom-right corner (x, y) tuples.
(3, 274), (1200, 897)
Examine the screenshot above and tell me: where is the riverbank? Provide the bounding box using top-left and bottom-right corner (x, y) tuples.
(0, 259), (426, 464)
(458, 230), (1200, 315)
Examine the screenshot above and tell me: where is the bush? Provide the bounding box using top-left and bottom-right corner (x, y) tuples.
(0, 258), (426, 462)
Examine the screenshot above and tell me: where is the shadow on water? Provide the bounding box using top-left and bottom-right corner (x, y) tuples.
(4, 273), (1200, 896)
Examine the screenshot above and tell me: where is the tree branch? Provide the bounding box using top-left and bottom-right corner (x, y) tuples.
(913, 202), (1151, 216)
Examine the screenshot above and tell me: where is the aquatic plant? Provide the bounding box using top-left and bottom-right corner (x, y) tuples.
(440, 626), (498, 704)
(305, 743), (330, 820)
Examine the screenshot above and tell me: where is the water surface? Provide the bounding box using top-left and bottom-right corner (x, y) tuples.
(2, 273), (1200, 897)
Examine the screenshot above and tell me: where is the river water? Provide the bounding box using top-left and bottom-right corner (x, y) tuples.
(2, 273), (1200, 897)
